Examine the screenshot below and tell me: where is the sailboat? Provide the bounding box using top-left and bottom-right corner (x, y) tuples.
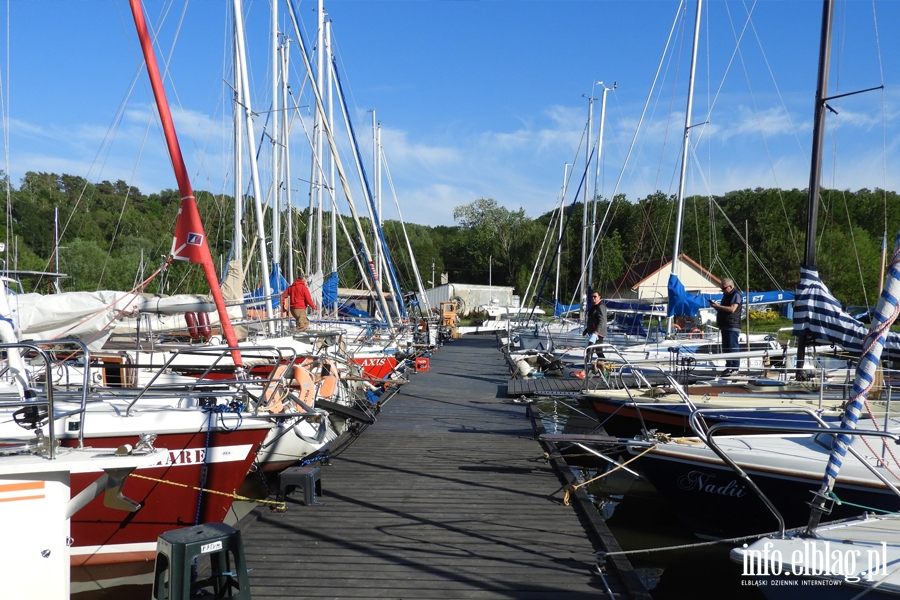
(539, 1), (900, 549)
(0, 0), (313, 570)
(732, 0), (900, 592)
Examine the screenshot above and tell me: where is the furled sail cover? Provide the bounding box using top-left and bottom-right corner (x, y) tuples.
(667, 273), (709, 317)
(554, 301), (580, 317)
(793, 266), (900, 356)
(12, 291), (142, 350)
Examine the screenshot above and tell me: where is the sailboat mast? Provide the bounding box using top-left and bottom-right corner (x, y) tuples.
(283, 41), (294, 281)
(588, 82), (614, 289)
(796, 0), (834, 369)
(316, 17), (325, 283)
(327, 20), (338, 310)
(53, 207), (60, 291)
(555, 163), (568, 310)
(307, 0), (326, 277)
(233, 0), (274, 326)
(129, 0), (243, 364)
(581, 95), (594, 311)
(271, 0), (280, 271)
(667, 0), (702, 334)
(372, 110), (381, 291)
(232, 21), (243, 266)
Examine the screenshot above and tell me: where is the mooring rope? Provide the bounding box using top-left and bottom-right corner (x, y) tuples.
(129, 472), (286, 511)
(598, 523), (818, 559)
(829, 490), (900, 515)
(562, 443), (659, 506)
(596, 512), (900, 561)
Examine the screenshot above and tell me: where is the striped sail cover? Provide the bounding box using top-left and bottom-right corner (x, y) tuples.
(810, 237), (900, 497)
(793, 266), (900, 357)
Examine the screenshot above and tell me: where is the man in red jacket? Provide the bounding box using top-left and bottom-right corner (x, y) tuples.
(282, 274), (317, 330)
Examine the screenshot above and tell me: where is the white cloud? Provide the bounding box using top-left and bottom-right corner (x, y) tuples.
(393, 183), (469, 226)
(379, 127), (462, 173)
(715, 106), (801, 142)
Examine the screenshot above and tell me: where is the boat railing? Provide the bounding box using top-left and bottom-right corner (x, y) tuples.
(597, 361), (701, 436)
(18, 341), (310, 423)
(582, 342), (655, 393)
(123, 344), (299, 416)
(686, 406), (900, 538)
(0, 339), (92, 458)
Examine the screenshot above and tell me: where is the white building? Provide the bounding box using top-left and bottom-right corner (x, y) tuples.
(419, 283), (517, 317)
(610, 254), (722, 300)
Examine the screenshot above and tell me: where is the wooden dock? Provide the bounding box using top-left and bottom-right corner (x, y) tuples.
(238, 336), (650, 599)
(506, 376), (585, 397)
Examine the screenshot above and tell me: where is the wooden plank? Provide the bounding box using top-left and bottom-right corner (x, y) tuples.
(237, 336), (647, 599)
(504, 376), (585, 397)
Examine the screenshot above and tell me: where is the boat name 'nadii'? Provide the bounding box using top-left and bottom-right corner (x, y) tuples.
(677, 470), (748, 498)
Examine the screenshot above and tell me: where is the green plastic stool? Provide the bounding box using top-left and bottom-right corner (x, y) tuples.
(152, 522), (251, 600)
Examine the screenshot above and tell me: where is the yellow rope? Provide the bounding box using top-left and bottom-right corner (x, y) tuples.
(129, 472), (287, 511)
(563, 443), (659, 506)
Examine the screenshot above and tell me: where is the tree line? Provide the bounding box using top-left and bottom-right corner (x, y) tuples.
(2, 171), (896, 310)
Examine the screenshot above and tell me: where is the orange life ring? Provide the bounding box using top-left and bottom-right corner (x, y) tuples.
(262, 365), (288, 413)
(689, 328), (704, 339)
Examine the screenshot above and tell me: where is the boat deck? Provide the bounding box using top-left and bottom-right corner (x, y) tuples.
(238, 336), (650, 599)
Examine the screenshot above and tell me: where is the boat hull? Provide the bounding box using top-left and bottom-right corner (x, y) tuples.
(635, 449), (900, 539)
(353, 355), (399, 379)
(65, 426), (268, 565)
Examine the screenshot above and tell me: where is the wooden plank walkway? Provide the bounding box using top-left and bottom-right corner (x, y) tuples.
(507, 377), (585, 397)
(239, 336), (650, 599)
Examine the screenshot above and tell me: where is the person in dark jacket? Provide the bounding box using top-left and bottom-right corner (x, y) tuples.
(710, 278), (742, 374)
(583, 291), (607, 358)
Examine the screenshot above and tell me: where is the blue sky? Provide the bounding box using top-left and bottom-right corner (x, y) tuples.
(2, 1), (899, 227)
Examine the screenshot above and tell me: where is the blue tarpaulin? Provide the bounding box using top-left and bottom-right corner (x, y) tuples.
(667, 274), (709, 317)
(338, 302), (370, 319)
(245, 263), (289, 308)
(323, 271), (338, 309)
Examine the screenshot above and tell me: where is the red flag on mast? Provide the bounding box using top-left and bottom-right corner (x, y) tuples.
(171, 200), (210, 265)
